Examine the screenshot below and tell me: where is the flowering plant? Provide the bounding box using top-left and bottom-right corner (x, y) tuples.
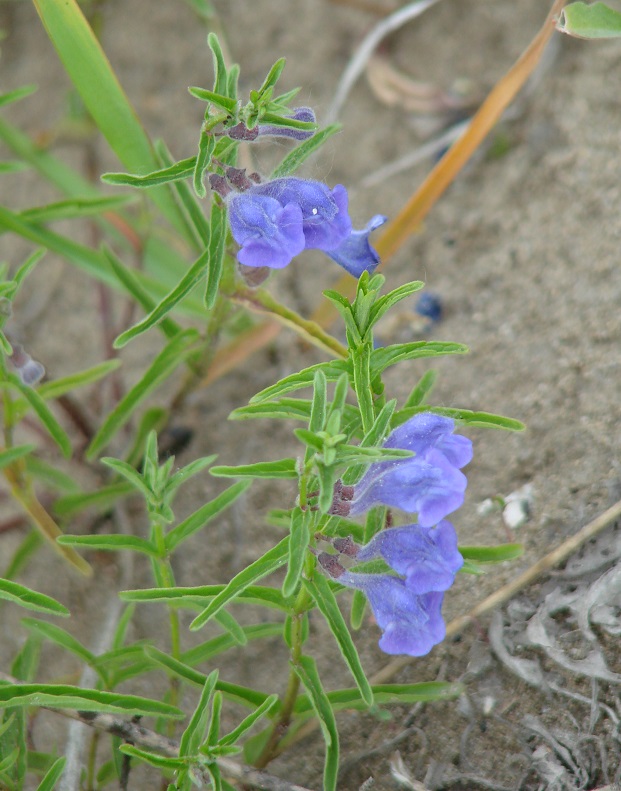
(0, 18), (525, 791)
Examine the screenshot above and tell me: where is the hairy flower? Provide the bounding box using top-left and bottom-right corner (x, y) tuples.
(228, 193), (305, 269)
(326, 214), (387, 277)
(355, 521), (463, 595)
(332, 413), (472, 527)
(257, 107), (316, 140)
(227, 176), (384, 274)
(338, 571), (446, 656)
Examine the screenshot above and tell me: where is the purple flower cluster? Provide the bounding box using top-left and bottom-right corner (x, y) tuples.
(227, 176), (386, 275)
(331, 412), (472, 527)
(320, 413), (472, 656)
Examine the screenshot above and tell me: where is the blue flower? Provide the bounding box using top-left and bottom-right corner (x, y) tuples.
(355, 521), (463, 595)
(250, 178), (352, 251)
(228, 192), (305, 269)
(258, 107), (317, 140)
(226, 176), (384, 274)
(332, 413), (472, 527)
(326, 214), (387, 277)
(338, 571), (446, 656)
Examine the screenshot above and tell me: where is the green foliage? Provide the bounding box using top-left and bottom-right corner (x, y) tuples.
(557, 2), (621, 37)
(0, 13), (527, 787)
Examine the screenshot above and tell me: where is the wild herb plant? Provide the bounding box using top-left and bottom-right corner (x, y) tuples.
(0, 3), (544, 789)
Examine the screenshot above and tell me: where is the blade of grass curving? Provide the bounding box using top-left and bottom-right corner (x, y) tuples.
(87, 329), (199, 459)
(304, 575), (373, 706)
(292, 655), (339, 791)
(32, 0), (185, 231)
(0, 579), (69, 617)
(190, 538), (290, 630)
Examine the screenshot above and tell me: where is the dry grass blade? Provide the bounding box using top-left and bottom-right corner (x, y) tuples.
(311, 0), (566, 329)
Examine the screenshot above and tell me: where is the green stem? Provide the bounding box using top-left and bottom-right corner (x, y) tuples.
(230, 284), (347, 359)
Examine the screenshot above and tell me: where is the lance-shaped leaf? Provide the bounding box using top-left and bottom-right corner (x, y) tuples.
(293, 655), (339, 791)
(0, 579), (68, 617)
(0, 684), (184, 718)
(190, 538), (290, 630)
(304, 575), (373, 706)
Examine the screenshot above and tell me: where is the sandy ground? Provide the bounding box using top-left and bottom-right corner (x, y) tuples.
(1, 0), (621, 788)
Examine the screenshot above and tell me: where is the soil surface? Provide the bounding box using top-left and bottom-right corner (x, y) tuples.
(1, 1), (621, 789)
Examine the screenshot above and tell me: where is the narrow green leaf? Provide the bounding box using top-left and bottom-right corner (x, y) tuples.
(57, 534), (160, 559)
(20, 195), (135, 223)
(87, 329), (199, 459)
(180, 670), (219, 756)
(215, 610), (247, 647)
(99, 458), (151, 498)
(0, 684), (183, 718)
(12, 248), (46, 291)
(190, 538), (290, 630)
(204, 202), (228, 309)
(0, 85), (38, 108)
(182, 624), (283, 666)
(210, 458), (297, 479)
(304, 575), (373, 707)
(282, 508), (310, 598)
(219, 694), (278, 747)
(0, 579), (68, 617)
(37, 360), (121, 401)
(459, 543), (524, 563)
(271, 124), (341, 179)
(8, 376), (71, 458)
(392, 407), (525, 432)
(207, 33), (229, 96)
(120, 584), (290, 612)
(294, 681), (463, 714)
(0, 445), (35, 471)
(0, 161), (29, 175)
(102, 247), (182, 339)
(557, 1), (621, 37)
(144, 647), (271, 708)
(249, 360), (351, 404)
(119, 745), (185, 770)
(371, 341), (468, 375)
(369, 281), (424, 326)
(193, 133), (216, 198)
(155, 140), (210, 247)
(53, 481), (133, 517)
(21, 619), (96, 667)
(102, 156), (196, 188)
(403, 369), (438, 410)
(0, 747), (19, 773)
(293, 655), (339, 791)
(165, 480), (251, 552)
(35, 756), (66, 791)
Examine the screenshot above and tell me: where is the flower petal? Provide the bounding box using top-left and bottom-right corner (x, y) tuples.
(327, 214), (387, 277)
(229, 194), (305, 269)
